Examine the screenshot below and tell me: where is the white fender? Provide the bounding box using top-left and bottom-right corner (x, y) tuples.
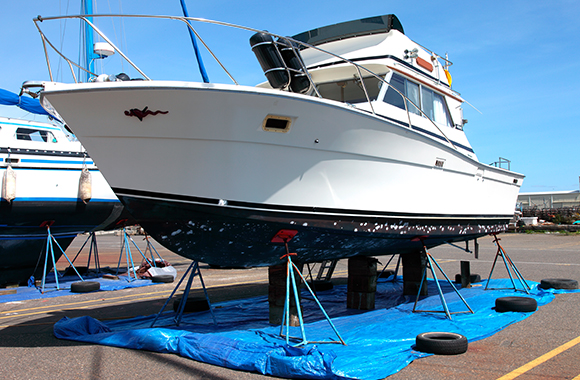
(2, 166), (16, 203)
(78, 167), (92, 203)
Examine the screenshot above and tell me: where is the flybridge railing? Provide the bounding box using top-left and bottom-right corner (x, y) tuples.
(31, 14), (456, 150)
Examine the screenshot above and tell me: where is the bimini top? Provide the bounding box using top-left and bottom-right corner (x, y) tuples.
(292, 14), (404, 47)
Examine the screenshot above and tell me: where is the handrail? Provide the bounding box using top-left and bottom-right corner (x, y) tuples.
(32, 13), (457, 150)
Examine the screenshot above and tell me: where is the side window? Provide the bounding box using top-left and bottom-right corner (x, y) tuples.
(432, 93), (452, 127)
(383, 73), (405, 109)
(384, 73), (453, 127)
(16, 128), (57, 143)
(406, 81), (421, 115)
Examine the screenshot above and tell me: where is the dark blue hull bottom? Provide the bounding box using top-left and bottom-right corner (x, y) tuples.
(117, 190), (509, 268)
(0, 200), (123, 285)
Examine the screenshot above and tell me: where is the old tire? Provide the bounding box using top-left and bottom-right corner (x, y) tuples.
(540, 278), (578, 290)
(309, 280), (333, 292)
(70, 281), (100, 293)
(415, 332), (468, 355)
(151, 274), (174, 283)
(454, 274), (481, 283)
(495, 296), (537, 312)
(173, 297), (210, 313)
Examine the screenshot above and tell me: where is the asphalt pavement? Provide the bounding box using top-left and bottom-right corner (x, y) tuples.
(0, 232), (579, 380)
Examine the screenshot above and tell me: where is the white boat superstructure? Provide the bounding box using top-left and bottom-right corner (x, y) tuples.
(0, 116), (122, 284)
(29, 14), (523, 267)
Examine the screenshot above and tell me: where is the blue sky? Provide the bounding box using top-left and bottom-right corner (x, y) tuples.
(1, 0), (579, 192)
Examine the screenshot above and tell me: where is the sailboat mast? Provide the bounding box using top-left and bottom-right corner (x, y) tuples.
(179, 0), (210, 83)
(82, 0), (97, 81)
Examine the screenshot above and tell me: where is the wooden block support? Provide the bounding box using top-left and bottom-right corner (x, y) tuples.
(268, 262), (303, 325)
(402, 250), (428, 296)
(347, 256), (377, 310)
(460, 260), (472, 288)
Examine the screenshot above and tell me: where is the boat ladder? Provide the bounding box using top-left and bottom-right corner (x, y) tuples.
(315, 259), (339, 281)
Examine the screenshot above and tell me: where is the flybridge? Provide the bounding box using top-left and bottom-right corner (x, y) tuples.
(292, 14), (405, 47)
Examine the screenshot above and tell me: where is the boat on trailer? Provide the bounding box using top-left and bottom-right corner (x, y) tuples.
(0, 114), (122, 285)
(29, 14), (524, 267)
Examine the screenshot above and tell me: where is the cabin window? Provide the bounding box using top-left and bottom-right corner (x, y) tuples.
(16, 128), (57, 143)
(384, 73), (453, 127)
(316, 75), (383, 104)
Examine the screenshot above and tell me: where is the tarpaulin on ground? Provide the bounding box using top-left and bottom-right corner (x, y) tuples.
(0, 272), (163, 304)
(54, 278), (578, 379)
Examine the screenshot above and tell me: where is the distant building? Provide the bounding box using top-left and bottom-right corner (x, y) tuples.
(517, 190), (580, 210)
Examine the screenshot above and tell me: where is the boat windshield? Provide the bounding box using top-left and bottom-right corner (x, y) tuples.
(316, 76), (383, 104)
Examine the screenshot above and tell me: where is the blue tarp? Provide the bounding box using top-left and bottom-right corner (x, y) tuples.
(54, 278), (578, 379)
(0, 88), (50, 116)
(0, 272), (163, 303)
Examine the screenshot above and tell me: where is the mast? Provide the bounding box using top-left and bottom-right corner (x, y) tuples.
(82, 0), (98, 81)
(179, 0), (210, 83)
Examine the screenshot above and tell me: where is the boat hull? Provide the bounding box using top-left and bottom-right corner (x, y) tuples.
(41, 81), (523, 267)
(0, 236), (76, 286)
(118, 188), (507, 267)
(0, 199), (123, 285)
(0, 116), (123, 285)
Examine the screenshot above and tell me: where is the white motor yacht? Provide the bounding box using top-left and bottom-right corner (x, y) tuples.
(30, 14), (523, 267)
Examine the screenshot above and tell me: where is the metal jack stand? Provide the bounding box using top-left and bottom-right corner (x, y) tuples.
(412, 242), (474, 320)
(150, 260), (216, 328)
(485, 233), (531, 294)
(116, 228), (163, 281)
(142, 234), (164, 264)
(39, 223), (84, 293)
(378, 254), (401, 281)
(273, 230), (346, 347)
(66, 231), (101, 275)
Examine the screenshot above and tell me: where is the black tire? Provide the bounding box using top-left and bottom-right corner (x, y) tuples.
(495, 296), (537, 312)
(309, 280), (333, 292)
(540, 278), (578, 290)
(64, 266), (89, 276)
(173, 297), (210, 313)
(151, 274), (174, 283)
(415, 332), (468, 355)
(454, 274), (481, 283)
(70, 281), (100, 293)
